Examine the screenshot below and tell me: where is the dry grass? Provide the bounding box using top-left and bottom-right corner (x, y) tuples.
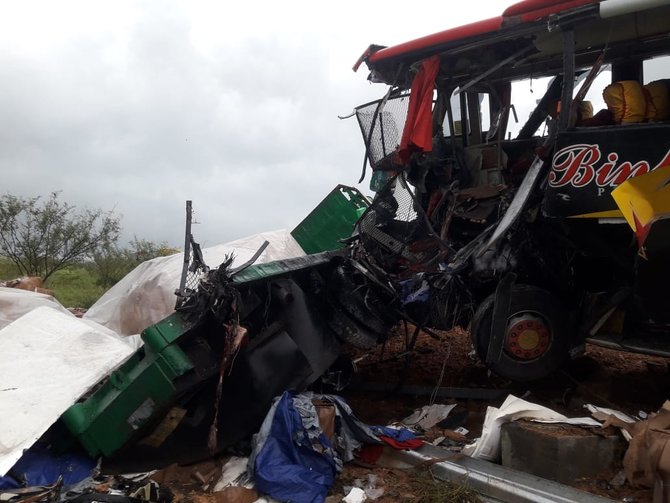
(408, 468), (481, 503)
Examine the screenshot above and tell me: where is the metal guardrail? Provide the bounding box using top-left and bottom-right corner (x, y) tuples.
(391, 443), (615, 503)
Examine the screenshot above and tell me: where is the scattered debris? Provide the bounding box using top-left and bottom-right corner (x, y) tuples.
(342, 487), (367, 503)
(400, 404), (457, 431)
(4, 3), (670, 502)
(249, 391), (416, 503)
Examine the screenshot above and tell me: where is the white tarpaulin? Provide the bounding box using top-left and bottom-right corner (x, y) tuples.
(463, 394), (602, 461)
(0, 287), (73, 330)
(84, 229), (305, 336)
(0, 306), (137, 476)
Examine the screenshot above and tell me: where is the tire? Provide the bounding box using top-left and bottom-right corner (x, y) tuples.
(471, 284), (571, 382)
(327, 307), (380, 350)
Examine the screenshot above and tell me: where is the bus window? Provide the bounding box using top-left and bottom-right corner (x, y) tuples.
(644, 55), (670, 82)
(509, 76), (553, 138)
(442, 93), (464, 137)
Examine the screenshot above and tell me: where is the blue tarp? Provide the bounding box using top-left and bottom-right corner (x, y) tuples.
(253, 392), (337, 503)
(0, 444), (94, 490)
(251, 392), (417, 503)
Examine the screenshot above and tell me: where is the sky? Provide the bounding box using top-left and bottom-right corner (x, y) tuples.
(0, 1), (505, 248)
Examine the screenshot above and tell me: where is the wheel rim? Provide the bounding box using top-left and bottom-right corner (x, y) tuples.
(503, 313), (551, 361)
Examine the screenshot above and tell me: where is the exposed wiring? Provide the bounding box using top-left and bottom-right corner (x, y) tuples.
(430, 343), (451, 406)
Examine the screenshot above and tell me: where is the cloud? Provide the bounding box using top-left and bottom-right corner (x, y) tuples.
(0, 0), (503, 248)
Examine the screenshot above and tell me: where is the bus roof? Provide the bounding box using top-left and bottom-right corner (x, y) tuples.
(364, 0), (597, 65)
(354, 0), (670, 88)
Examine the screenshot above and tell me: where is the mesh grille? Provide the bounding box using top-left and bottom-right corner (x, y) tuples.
(355, 94), (410, 168)
(356, 174), (441, 272)
(184, 238), (208, 291)
(175, 236), (209, 308)
(185, 265), (204, 292)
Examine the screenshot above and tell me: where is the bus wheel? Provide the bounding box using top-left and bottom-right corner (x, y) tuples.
(470, 284), (570, 382)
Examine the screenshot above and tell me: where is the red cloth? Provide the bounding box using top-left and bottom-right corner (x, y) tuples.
(357, 438), (424, 466)
(398, 56), (441, 164)
(357, 444), (385, 465)
(378, 436), (424, 450)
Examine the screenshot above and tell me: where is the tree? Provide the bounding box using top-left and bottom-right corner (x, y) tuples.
(93, 237), (180, 288)
(127, 237), (180, 262)
(0, 192), (121, 281)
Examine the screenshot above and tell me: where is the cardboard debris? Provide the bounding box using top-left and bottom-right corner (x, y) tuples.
(442, 429), (468, 443)
(213, 486), (259, 503)
(314, 400), (337, 445)
(586, 404), (637, 441)
(586, 404), (637, 425)
(622, 401), (670, 503)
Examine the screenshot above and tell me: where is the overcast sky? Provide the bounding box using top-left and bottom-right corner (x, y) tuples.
(1, 1), (504, 248)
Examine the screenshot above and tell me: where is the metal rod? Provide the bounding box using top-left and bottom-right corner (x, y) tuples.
(559, 29), (575, 131)
(177, 200), (192, 300)
(457, 45), (534, 95)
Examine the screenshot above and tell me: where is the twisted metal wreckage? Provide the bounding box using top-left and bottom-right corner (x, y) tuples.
(48, 0), (670, 471)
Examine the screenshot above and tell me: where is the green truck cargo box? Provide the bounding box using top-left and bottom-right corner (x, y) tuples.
(60, 185), (367, 459)
(60, 314), (195, 457)
(291, 185), (368, 255)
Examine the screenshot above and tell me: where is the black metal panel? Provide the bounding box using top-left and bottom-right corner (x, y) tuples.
(543, 124), (670, 218)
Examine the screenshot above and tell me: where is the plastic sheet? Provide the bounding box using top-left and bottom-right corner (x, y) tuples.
(0, 307), (136, 476)
(0, 287), (73, 330)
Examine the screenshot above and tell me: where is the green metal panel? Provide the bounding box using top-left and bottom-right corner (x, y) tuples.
(291, 185), (368, 255)
(61, 315), (195, 457)
(141, 313), (192, 352)
(232, 252), (336, 284)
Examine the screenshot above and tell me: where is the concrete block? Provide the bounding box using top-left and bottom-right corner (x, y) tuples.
(501, 420), (625, 484)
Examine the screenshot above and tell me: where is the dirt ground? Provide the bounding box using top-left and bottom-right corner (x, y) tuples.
(333, 326), (670, 502)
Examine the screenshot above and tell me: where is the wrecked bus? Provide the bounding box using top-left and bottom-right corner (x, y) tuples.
(349, 0), (670, 381)
(57, 0), (670, 467)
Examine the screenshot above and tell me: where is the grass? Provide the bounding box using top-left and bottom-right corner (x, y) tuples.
(47, 266), (107, 308)
(332, 466), (481, 503)
(408, 468), (481, 503)
(0, 257), (20, 279)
